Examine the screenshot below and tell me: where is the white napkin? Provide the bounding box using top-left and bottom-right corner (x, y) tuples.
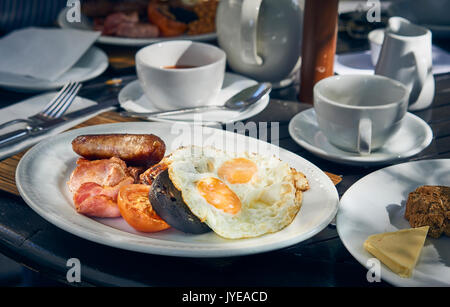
(0, 27), (100, 81)
(0, 93), (114, 161)
(334, 45), (450, 75)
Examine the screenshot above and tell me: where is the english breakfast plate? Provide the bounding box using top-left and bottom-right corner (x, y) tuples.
(337, 159), (450, 286)
(16, 122), (338, 257)
(57, 8), (217, 47)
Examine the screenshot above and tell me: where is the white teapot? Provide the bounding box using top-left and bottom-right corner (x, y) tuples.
(216, 0), (304, 87)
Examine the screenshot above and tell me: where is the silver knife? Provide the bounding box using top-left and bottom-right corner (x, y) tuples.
(0, 98), (119, 149)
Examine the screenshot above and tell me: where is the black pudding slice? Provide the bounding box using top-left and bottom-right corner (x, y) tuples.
(149, 169), (211, 234)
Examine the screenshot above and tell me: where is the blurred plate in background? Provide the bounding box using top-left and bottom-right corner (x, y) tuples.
(0, 46), (108, 92)
(57, 7), (217, 46)
(388, 0), (450, 38)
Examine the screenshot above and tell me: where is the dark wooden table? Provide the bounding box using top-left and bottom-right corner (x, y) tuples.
(0, 31), (449, 287)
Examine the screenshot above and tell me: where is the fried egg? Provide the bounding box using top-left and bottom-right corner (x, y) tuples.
(164, 146), (308, 239)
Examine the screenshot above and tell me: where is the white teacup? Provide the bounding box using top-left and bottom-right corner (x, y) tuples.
(313, 75), (410, 154)
(135, 40), (226, 111)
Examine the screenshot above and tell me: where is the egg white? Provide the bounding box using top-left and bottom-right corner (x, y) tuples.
(164, 146), (307, 239)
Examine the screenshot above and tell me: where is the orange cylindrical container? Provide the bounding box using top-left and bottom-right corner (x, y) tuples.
(299, 0), (339, 104)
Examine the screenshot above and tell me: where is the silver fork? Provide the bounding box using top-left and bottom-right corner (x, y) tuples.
(0, 81), (82, 130)
(0, 82), (82, 149)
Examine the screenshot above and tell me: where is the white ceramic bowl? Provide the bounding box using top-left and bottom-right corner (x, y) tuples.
(135, 40), (226, 111)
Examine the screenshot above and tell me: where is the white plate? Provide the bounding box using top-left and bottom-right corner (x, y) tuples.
(57, 8), (217, 46)
(16, 122), (339, 258)
(118, 73), (270, 124)
(288, 108), (433, 166)
(337, 159), (450, 286)
(0, 47), (108, 92)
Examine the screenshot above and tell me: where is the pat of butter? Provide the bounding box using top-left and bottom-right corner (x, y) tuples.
(363, 226), (429, 278)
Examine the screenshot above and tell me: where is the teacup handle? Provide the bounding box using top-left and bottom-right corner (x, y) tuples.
(358, 118), (372, 155)
(240, 0), (263, 66)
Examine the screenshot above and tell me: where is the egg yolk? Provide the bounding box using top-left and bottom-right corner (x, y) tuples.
(217, 158), (257, 184)
(196, 177), (241, 215)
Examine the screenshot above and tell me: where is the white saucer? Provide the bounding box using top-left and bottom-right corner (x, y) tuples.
(0, 46), (108, 92)
(118, 72), (270, 124)
(334, 45), (450, 76)
(337, 159), (450, 286)
(288, 108), (433, 166)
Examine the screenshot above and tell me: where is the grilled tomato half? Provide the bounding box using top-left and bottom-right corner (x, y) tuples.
(117, 184), (170, 232)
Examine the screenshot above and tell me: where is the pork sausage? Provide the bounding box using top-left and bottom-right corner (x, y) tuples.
(72, 134), (165, 166)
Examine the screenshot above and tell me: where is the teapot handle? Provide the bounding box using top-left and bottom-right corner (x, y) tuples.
(240, 0), (263, 65)
(411, 48), (429, 101)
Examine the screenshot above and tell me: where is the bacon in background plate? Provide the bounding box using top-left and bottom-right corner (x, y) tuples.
(116, 21), (159, 38)
(99, 11), (159, 38)
(101, 11), (139, 35)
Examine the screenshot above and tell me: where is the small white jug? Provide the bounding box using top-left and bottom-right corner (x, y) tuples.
(375, 17), (434, 111)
